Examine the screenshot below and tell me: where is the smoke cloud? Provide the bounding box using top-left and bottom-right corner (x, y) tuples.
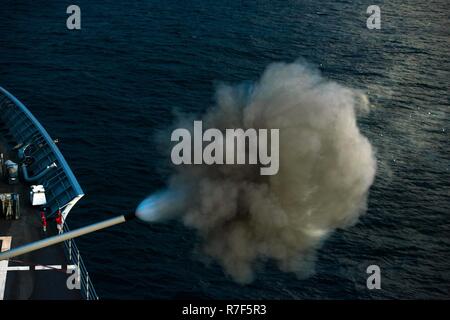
(141, 61), (377, 284)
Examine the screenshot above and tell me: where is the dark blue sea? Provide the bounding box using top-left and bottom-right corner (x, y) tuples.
(0, 0), (449, 299)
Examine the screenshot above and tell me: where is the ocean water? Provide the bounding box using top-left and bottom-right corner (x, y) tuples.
(0, 0), (449, 299)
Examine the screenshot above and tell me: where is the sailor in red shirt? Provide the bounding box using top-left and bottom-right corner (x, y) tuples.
(55, 209), (63, 234)
(40, 210), (47, 233)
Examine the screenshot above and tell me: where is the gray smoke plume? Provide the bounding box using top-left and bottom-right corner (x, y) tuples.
(142, 61), (377, 284)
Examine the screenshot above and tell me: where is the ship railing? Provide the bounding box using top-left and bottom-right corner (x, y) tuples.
(63, 223), (99, 300)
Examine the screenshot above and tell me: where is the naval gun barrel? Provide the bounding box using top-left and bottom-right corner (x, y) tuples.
(0, 212), (136, 261)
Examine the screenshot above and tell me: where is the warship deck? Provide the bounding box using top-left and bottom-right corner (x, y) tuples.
(0, 138), (81, 300)
(0, 86), (97, 300)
